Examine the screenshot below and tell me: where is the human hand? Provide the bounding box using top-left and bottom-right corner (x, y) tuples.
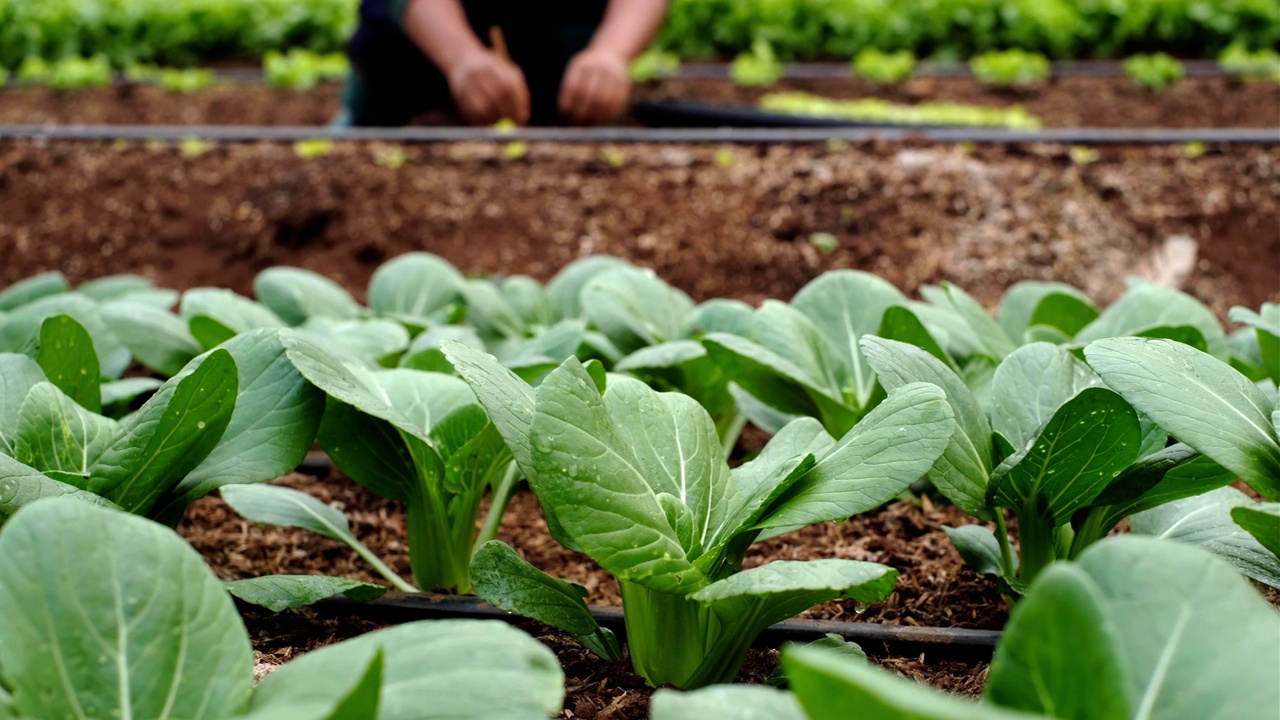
(447, 48), (531, 125)
(559, 48), (631, 125)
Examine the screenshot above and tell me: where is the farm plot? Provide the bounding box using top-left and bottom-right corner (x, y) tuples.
(1, 73), (1278, 128)
(1, 2), (1279, 711)
(2, 140), (1277, 316)
(0, 242), (1277, 718)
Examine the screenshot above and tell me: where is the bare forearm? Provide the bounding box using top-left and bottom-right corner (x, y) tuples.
(401, 0), (486, 75)
(400, 0), (529, 124)
(587, 0), (669, 61)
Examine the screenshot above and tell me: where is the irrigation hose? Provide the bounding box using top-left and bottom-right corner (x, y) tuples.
(307, 592), (1001, 660)
(2, 124), (1276, 144)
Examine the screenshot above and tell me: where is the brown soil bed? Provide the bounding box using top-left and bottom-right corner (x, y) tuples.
(0, 83), (344, 126)
(2, 140), (1276, 316)
(4, 133), (1272, 716)
(184, 471), (995, 718)
(0, 75), (1275, 128)
(634, 75), (1280, 129)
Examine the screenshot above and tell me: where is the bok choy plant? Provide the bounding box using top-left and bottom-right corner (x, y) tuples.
(1086, 334), (1280, 578)
(1087, 335), (1279, 499)
(0, 498), (565, 720)
(860, 336), (1264, 593)
(389, 254), (755, 450)
(702, 270), (916, 436)
(249, 331), (518, 593)
(1226, 304), (1279, 384)
(0, 275), (163, 382)
(0, 320), (321, 526)
(575, 262), (755, 452)
(654, 536), (1280, 720)
(445, 342), (956, 689)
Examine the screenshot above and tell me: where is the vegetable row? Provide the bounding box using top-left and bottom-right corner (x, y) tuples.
(0, 253), (1276, 717)
(3, 0), (1279, 70)
(6, 45), (1278, 95)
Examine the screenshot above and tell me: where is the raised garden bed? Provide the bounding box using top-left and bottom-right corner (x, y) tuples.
(1, 74), (1277, 128)
(185, 471), (997, 717)
(1, 113), (1278, 717)
(2, 140), (1275, 316)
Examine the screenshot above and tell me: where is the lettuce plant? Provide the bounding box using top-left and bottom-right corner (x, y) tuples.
(730, 38), (784, 86)
(0, 323), (321, 526)
(263, 48), (350, 90)
(630, 48), (681, 82)
(861, 336), (1265, 592)
(1218, 43), (1280, 81)
(446, 342), (955, 689)
(1123, 52), (1185, 90)
(969, 49), (1050, 86)
(851, 48), (917, 83)
(655, 536), (1280, 720)
(0, 498), (564, 720)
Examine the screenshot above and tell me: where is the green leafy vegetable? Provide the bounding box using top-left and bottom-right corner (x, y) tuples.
(651, 686), (805, 720)
(221, 483), (416, 593)
(969, 49), (1050, 86)
(1130, 486), (1280, 587)
(281, 331), (516, 592)
(35, 314), (102, 412)
(470, 540), (622, 660)
(730, 39), (783, 86)
(254, 266), (361, 326)
(865, 336), (1243, 590)
(225, 575), (387, 612)
(852, 48), (917, 83)
(449, 342), (953, 689)
(704, 270), (914, 436)
(1087, 337), (1280, 499)
(0, 498), (565, 719)
(630, 48), (681, 82)
(782, 536), (1280, 720)
(1123, 53), (1185, 90)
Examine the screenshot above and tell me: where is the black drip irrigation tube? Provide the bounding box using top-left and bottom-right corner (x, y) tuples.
(2, 123), (1276, 144)
(312, 592), (1002, 661)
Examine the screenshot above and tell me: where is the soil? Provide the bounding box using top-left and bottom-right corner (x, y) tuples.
(634, 75), (1280, 129)
(0, 83), (345, 126)
(183, 471), (996, 719)
(4, 135), (1276, 715)
(1, 140), (1276, 316)
(0, 75), (1276, 128)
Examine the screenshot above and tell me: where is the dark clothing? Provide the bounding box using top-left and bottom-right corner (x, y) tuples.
(346, 0), (606, 126)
